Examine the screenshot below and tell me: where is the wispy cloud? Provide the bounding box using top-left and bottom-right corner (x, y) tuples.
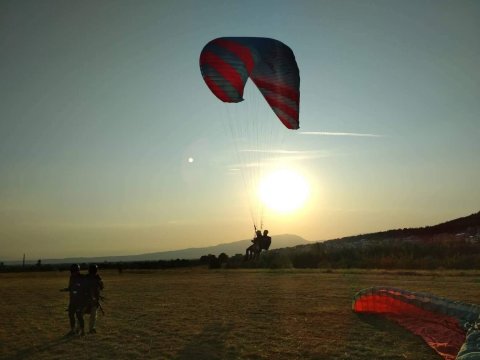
(239, 149), (310, 154)
(227, 149), (331, 170)
(239, 149), (330, 159)
(300, 131), (383, 137)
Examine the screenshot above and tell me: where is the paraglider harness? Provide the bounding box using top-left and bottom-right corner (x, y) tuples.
(254, 225), (271, 251)
(245, 225), (271, 260)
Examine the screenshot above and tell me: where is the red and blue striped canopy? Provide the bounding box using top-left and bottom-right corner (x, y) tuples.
(353, 287), (480, 360)
(200, 37), (300, 130)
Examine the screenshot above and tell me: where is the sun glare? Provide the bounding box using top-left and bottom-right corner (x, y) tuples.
(258, 169), (310, 213)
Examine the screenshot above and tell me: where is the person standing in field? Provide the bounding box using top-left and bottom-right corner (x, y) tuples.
(86, 264), (104, 334)
(64, 264), (87, 336)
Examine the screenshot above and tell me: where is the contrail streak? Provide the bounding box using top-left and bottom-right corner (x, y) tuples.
(300, 131), (383, 137)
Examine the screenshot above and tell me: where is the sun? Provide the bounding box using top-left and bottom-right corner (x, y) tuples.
(258, 169), (310, 213)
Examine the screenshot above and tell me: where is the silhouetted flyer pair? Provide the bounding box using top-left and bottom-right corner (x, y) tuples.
(245, 230), (271, 260)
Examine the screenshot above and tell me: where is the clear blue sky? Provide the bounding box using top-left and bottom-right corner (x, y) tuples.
(1, 0), (479, 260)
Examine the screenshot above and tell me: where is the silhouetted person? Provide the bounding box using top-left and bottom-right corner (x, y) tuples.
(86, 264), (104, 334)
(64, 264), (87, 336)
(252, 230), (262, 245)
(262, 230), (272, 250)
(245, 230), (262, 260)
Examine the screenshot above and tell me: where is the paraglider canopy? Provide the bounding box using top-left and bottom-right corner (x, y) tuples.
(353, 287), (480, 360)
(200, 37), (300, 130)
(199, 36), (301, 232)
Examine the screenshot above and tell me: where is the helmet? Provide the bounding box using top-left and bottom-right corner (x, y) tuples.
(88, 264), (98, 274)
(70, 264), (80, 273)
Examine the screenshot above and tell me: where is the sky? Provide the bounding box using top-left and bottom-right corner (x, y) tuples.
(1, 0), (479, 261)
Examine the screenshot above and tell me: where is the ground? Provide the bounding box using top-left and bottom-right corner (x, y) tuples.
(1, 268), (479, 359)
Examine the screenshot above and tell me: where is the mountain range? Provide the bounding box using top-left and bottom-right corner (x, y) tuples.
(6, 211), (480, 265)
(9, 234), (310, 265)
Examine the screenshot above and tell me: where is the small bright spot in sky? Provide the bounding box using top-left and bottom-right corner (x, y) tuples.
(188, 157), (194, 163)
(258, 169), (310, 213)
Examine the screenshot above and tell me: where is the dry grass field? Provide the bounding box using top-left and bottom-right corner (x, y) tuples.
(1, 268), (479, 360)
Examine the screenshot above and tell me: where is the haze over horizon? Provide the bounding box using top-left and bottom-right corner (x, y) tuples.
(1, 1), (479, 261)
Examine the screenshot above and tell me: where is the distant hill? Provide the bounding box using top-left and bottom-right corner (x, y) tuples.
(320, 211), (480, 246)
(288, 211), (480, 269)
(11, 234), (310, 265)
(277, 211), (480, 269)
